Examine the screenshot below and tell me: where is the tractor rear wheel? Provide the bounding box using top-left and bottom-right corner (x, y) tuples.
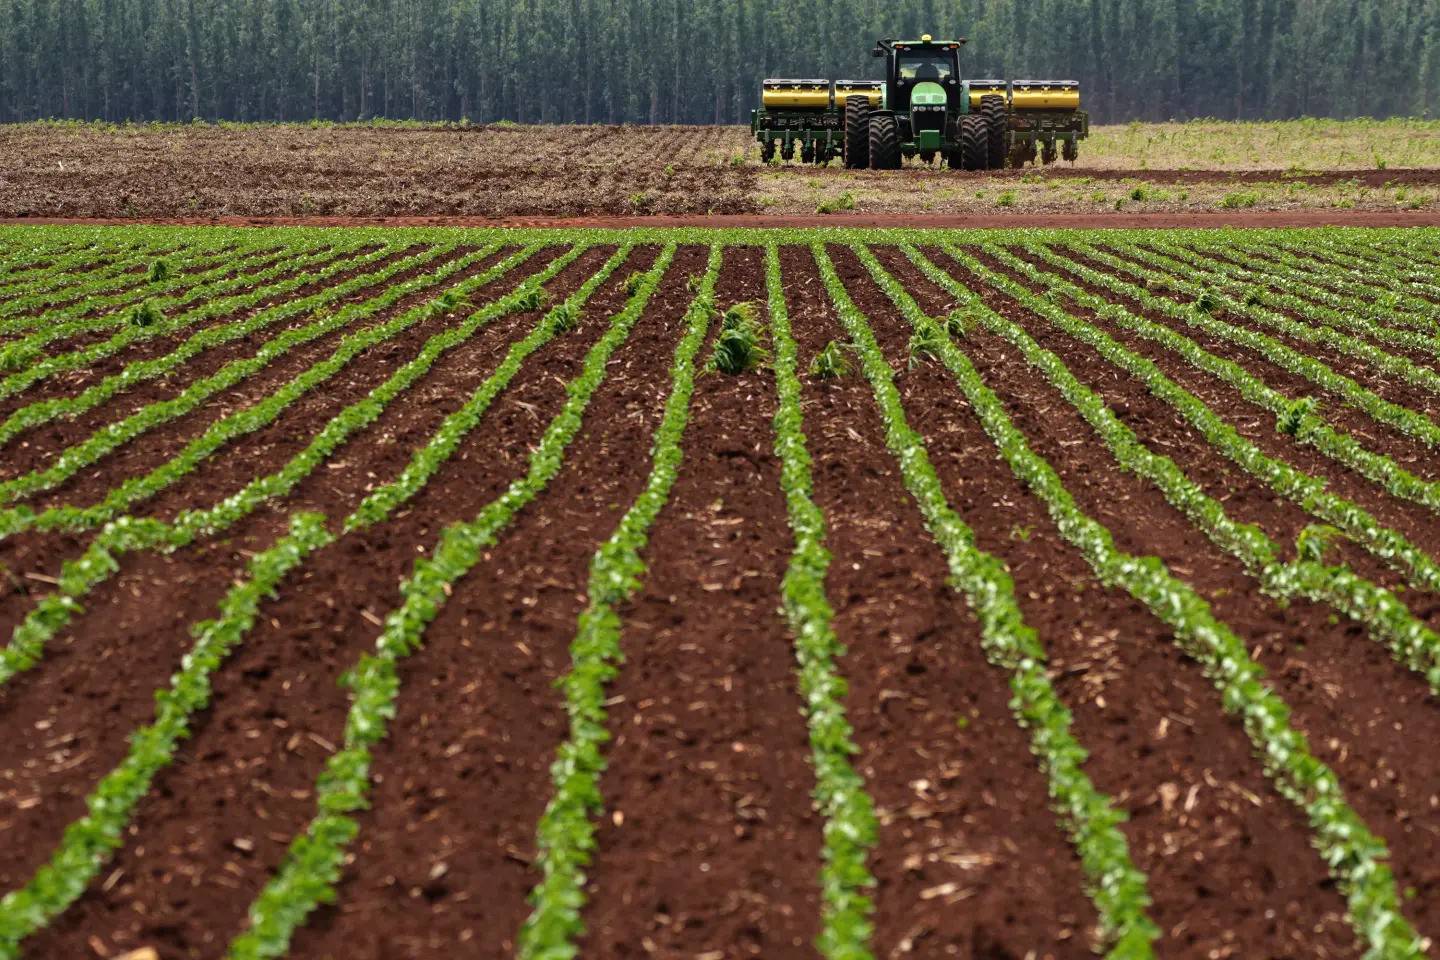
(959, 116), (989, 171)
(844, 96), (871, 169)
(868, 113), (902, 170)
(979, 95), (1008, 170)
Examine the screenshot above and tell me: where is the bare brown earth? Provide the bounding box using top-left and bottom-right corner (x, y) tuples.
(2, 122), (1437, 222)
(8, 210), (1440, 229)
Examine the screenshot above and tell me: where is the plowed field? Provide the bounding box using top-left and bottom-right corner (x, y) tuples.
(2, 225), (1440, 960)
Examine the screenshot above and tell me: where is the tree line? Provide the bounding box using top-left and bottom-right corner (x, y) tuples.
(2, 0), (1437, 125)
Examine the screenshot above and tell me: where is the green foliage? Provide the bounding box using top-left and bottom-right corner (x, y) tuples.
(885, 241), (1428, 960)
(546, 302), (580, 333)
(1296, 524), (1345, 564)
(0, 245), (475, 509)
(809, 339), (854, 379)
(1108, 240), (1440, 449)
(514, 247), (719, 960)
(429, 288), (471, 316)
(816, 192), (856, 215)
(1219, 191), (1260, 209)
(0, 240), (388, 406)
(127, 300), (163, 327)
(824, 241), (1160, 957)
(229, 243), (676, 960)
(761, 245), (878, 958)
(1194, 289), (1221, 313)
(6, 224), (1440, 960)
(5, 4), (1439, 125)
(1027, 240), (1440, 597)
(907, 320), (946, 367)
(709, 301), (768, 374)
(148, 258), (172, 282)
(944, 306), (981, 338)
(1277, 396), (1319, 436)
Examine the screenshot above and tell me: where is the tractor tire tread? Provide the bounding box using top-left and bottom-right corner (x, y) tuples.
(845, 96), (871, 169)
(869, 113), (902, 170)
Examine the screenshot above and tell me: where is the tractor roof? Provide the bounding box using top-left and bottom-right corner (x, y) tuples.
(894, 35), (964, 47)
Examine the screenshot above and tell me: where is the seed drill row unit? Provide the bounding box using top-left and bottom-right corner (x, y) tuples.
(751, 36), (1090, 169)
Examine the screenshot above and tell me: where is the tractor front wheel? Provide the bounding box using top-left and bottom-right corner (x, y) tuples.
(844, 96), (871, 169)
(979, 95), (1008, 170)
(868, 113), (902, 170)
(959, 116), (989, 171)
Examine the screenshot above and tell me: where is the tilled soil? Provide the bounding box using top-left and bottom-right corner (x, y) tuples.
(3, 122), (1439, 222)
(6, 233), (1440, 960)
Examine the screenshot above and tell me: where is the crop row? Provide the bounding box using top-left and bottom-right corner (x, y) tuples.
(0, 239), (395, 401)
(0, 239), (129, 285)
(1258, 237), (1440, 316)
(0, 241), (652, 954)
(1034, 244), (1440, 542)
(1112, 240), (1440, 407)
(822, 242), (1161, 958)
(230, 243), (695, 959)
(933, 244), (1440, 690)
(3, 227), (1440, 960)
(1082, 241), (1440, 446)
(829, 245), (1423, 957)
(1192, 237), (1440, 329)
(0, 242), (586, 684)
(514, 246), (714, 959)
(0, 237), (269, 341)
(0, 237), (219, 321)
(0, 242), (474, 514)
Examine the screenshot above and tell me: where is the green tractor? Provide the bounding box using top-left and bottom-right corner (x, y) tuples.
(751, 35), (1089, 169)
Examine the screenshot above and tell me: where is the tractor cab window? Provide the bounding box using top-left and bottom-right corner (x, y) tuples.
(897, 53), (954, 81)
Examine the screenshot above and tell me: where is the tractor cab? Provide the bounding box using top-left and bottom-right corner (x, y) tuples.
(874, 36), (963, 117)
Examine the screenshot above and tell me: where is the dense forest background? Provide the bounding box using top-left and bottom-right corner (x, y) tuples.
(2, 0), (1437, 125)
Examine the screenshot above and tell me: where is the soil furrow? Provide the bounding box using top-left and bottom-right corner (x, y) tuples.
(0, 244), (616, 806)
(283, 247), (702, 960)
(1092, 242), (1440, 460)
(831, 244), (1360, 960)
(912, 245), (1440, 947)
(0, 242), (284, 329)
(15, 245), (690, 960)
(0, 246), (486, 506)
(895, 245), (1436, 605)
(781, 246), (1099, 958)
(0, 243), (422, 437)
(1000, 245), (1440, 613)
(575, 249), (824, 960)
(0, 245), (582, 643)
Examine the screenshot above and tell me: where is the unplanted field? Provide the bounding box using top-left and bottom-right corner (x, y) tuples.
(2, 119), (1438, 219)
(2, 225), (1440, 960)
